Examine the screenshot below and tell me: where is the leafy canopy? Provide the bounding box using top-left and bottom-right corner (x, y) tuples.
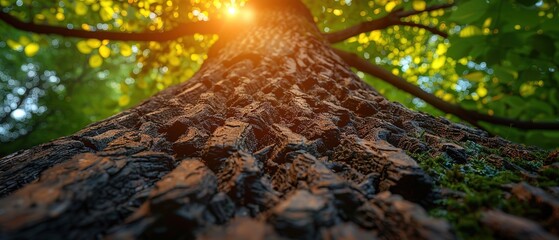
(0, 0), (558, 155)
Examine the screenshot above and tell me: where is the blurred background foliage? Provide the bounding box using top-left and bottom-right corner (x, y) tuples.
(0, 0), (558, 156)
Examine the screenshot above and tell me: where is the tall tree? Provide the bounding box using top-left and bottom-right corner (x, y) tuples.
(1, 0), (558, 239)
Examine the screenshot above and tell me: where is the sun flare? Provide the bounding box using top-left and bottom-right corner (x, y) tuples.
(227, 6), (237, 15)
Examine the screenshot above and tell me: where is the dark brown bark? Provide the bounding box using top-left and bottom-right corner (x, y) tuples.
(0, 1), (555, 240)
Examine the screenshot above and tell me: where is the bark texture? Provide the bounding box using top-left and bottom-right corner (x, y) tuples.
(0, 2), (555, 239)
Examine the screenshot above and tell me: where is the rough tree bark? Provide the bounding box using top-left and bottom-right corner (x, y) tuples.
(0, 1), (556, 239)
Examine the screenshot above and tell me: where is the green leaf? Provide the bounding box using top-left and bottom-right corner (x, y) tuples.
(549, 89), (559, 107)
(463, 71), (485, 82)
(485, 48), (503, 66)
(532, 34), (556, 58)
(459, 25), (482, 37)
(527, 99), (554, 116)
(500, 96), (526, 118)
(493, 65), (517, 82)
(541, 20), (559, 31)
(460, 99), (478, 110)
(500, 4), (542, 28)
(519, 68), (540, 82)
(448, 0), (489, 23)
(515, 0), (538, 7)
(470, 41), (489, 59)
(447, 36), (476, 59)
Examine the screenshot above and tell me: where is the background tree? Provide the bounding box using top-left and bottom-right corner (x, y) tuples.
(0, 0), (558, 239)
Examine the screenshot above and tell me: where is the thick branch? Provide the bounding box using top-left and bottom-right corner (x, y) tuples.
(325, 3), (453, 43)
(333, 48), (559, 130)
(0, 11), (222, 41)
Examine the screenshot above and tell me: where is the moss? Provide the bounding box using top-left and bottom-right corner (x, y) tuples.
(538, 167), (559, 187)
(509, 157), (543, 172)
(410, 146), (550, 240)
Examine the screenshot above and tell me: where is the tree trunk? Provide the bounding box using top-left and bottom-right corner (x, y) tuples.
(0, 1), (548, 239)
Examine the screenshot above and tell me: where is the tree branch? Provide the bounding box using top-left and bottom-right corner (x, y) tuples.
(333, 48), (559, 130)
(0, 11), (222, 41)
(397, 22), (448, 38)
(324, 3), (453, 43)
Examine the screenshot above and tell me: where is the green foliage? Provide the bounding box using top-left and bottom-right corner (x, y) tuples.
(0, 0), (558, 156)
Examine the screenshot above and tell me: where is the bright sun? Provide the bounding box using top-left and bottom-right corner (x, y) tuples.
(227, 7), (237, 15)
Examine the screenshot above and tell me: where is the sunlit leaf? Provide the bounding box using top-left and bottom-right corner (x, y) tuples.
(118, 95), (130, 106)
(6, 39), (22, 51)
(520, 83), (536, 96)
(436, 43), (447, 55)
(459, 25), (482, 37)
(87, 39), (101, 48)
(333, 9), (343, 16)
(431, 56), (446, 69)
(77, 41), (93, 54)
(482, 18), (492, 28)
(385, 2), (397, 12)
(99, 45), (111, 58)
(89, 54), (103, 68)
(24, 43), (40, 57)
(169, 56), (180, 66)
(120, 43), (132, 57)
(412, 0), (426, 11)
(476, 85), (488, 98)
(190, 54), (200, 61)
(55, 12), (65, 21)
(75, 2), (88, 15)
(464, 72), (485, 82)
(100, 6), (114, 21)
(19, 36), (30, 46)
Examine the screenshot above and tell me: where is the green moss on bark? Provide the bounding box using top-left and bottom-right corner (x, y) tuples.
(411, 142), (557, 239)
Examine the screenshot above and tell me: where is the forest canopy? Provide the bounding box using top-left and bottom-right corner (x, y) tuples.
(0, 0), (558, 156)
